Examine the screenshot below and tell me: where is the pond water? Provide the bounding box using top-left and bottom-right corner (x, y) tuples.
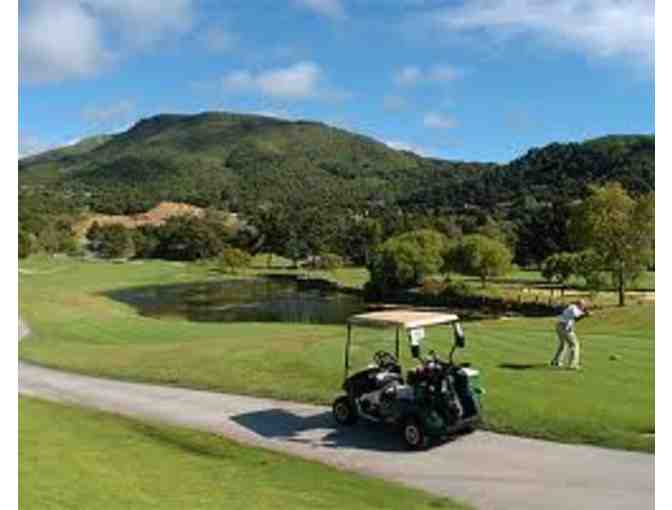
(106, 277), (366, 325)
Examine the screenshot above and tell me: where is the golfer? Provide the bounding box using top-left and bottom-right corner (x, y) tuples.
(550, 299), (591, 370)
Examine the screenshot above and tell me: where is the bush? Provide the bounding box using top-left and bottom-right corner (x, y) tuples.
(312, 253), (345, 271)
(92, 224), (135, 259)
(216, 247), (252, 274)
(442, 281), (473, 299)
(132, 228), (161, 258)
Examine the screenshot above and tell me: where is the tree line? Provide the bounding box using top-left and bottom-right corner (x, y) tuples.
(20, 180), (653, 306)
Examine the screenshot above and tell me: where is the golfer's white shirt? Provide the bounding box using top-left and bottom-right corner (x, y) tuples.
(558, 305), (584, 331)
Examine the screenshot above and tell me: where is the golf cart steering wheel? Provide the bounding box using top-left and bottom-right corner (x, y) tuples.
(373, 350), (398, 369)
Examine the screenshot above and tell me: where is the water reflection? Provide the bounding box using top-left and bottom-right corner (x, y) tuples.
(105, 278), (366, 325)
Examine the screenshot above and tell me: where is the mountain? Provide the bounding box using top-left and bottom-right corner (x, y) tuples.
(19, 111), (654, 216)
(400, 134), (654, 211)
(20, 112), (435, 214)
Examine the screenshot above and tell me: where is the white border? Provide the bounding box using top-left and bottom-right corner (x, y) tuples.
(656, 1), (666, 508)
(5, 0), (18, 508)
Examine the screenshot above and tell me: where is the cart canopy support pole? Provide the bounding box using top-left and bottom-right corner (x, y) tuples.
(395, 326), (400, 359)
(345, 323), (352, 379)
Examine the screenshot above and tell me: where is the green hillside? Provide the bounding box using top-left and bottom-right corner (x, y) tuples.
(19, 112), (426, 213)
(18, 111), (654, 265)
(19, 111), (653, 216)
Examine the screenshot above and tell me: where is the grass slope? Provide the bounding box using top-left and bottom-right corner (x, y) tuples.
(20, 397), (467, 510)
(19, 257), (654, 452)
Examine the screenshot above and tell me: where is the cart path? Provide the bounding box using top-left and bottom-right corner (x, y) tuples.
(19, 361), (653, 510)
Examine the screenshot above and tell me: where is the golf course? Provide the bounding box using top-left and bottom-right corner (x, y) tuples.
(20, 397), (468, 510)
(19, 256), (654, 453)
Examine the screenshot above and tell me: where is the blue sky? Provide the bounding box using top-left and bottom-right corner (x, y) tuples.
(19, 0), (654, 162)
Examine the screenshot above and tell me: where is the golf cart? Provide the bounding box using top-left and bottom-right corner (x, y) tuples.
(332, 310), (484, 449)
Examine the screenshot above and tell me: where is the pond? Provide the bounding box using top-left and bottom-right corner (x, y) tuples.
(105, 277), (366, 325)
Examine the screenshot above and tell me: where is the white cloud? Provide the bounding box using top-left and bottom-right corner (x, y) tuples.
(20, 1), (109, 84)
(291, 0), (346, 20)
(200, 27), (237, 53)
(81, 0), (193, 48)
(428, 0), (653, 67)
(423, 112), (458, 129)
(222, 62), (343, 101)
(222, 70), (255, 91)
(395, 66), (422, 86)
(257, 62), (321, 99)
(82, 99), (135, 127)
(20, 0), (195, 84)
(394, 64), (461, 86)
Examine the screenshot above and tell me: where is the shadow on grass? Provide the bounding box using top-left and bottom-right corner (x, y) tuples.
(127, 420), (237, 460)
(231, 408), (463, 453)
(498, 363), (549, 371)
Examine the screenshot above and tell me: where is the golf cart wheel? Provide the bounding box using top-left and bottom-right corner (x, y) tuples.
(459, 423), (476, 435)
(333, 396), (358, 426)
(402, 416), (428, 450)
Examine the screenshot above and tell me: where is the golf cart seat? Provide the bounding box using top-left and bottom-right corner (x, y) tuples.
(343, 365), (403, 397)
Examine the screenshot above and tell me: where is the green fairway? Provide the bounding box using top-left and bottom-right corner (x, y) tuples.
(19, 257), (654, 452)
(20, 397), (467, 510)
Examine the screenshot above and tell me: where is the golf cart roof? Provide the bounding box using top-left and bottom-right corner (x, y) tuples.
(347, 310), (459, 329)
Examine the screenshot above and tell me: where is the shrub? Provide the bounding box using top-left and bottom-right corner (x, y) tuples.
(442, 281), (473, 299)
(217, 247), (252, 274)
(93, 224), (135, 259)
(312, 253), (345, 271)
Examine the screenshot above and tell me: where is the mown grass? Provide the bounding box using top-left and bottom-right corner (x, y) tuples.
(19, 257), (654, 452)
(20, 397), (468, 510)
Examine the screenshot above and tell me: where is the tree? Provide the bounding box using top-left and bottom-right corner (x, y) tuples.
(343, 217), (383, 265)
(511, 201), (572, 267)
(541, 252), (577, 295)
(155, 216), (224, 261)
(367, 229), (449, 295)
(445, 234), (512, 287)
(476, 216), (517, 251)
(570, 183), (653, 306)
(574, 249), (608, 295)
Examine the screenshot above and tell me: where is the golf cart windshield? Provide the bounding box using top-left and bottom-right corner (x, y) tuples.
(344, 310), (461, 377)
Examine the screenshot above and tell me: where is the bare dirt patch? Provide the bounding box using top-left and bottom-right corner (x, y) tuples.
(73, 202), (205, 237)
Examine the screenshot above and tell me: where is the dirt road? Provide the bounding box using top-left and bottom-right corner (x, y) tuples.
(19, 361), (653, 510)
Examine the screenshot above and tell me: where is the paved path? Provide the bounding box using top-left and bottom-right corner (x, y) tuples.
(19, 361), (653, 510)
